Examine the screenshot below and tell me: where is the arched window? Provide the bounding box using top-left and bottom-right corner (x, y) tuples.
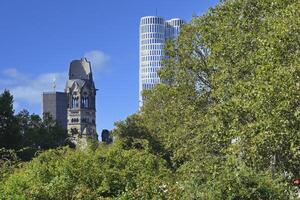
(72, 96), (79, 108)
(81, 97), (89, 108)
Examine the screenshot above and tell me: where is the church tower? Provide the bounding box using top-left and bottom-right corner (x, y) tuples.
(65, 58), (98, 146)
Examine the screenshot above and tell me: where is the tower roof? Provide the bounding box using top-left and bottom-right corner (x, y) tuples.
(69, 58), (92, 80)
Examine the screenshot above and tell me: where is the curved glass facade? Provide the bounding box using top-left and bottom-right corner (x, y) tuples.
(139, 16), (184, 107)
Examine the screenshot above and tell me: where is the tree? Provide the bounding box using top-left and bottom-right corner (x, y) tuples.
(1, 0), (299, 198)
(193, 0), (300, 175)
(113, 115), (164, 153)
(0, 144), (181, 200)
(138, 0), (300, 198)
(0, 148), (19, 183)
(17, 110), (69, 150)
(189, 157), (296, 200)
(15, 110), (69, 160)
(0, 90), (21, 149)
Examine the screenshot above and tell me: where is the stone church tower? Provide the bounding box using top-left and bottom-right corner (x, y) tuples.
(65, 58), (98, 146)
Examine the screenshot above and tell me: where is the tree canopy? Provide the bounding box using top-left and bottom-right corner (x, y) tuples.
(1, 0), (299, 199)
(0, 143), (181, 200)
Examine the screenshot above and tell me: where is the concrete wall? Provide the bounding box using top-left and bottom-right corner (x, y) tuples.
(42, 92), (68, 129)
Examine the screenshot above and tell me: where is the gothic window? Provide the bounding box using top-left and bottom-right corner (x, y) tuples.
(81, 96), (89, 108)
(72, 96), (79, 108)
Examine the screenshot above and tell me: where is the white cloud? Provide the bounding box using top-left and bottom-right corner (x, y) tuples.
(0, 68), (67, 105)
(0, 78), (18, 86)
(3, 68), (20, 78)
(0, 50), (109, 107)
(84, 50), (110, 72)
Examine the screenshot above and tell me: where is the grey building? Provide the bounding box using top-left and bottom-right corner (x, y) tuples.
(42, 92), (68, 129)
(65, 58), (98, 146)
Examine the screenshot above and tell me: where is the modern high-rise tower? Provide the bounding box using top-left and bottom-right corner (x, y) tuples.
(65, 58), (98, 146)
(139, 16), (184, 107)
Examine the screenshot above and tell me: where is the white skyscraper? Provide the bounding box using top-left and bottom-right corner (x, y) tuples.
(139, 16), (184, 107)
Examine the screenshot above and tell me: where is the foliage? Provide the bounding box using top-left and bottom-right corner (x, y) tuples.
(1, 0), (299, 198)
(0, 90), (70, 161)
(138, 0), (300, 198)
(193, 0), (300, 176)
(113, 114), (169, 163)
(0, 144), (180, 200)
(0, 148), (20, 183)
(17, 110), (69, 152)
(186, 157), (295, 200)
(0, 90), (21, 149)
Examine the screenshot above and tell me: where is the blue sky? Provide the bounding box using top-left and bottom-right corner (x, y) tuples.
(0, 0), (219, 133)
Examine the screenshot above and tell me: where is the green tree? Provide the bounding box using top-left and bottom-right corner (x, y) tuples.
(138, 0), (300, 198)
(0, 90), (21, 149)
(0, 148), (19, 183)
(113, 114), (168, 161)
(194, 0), (300, 175)
(190, 157), (296, 200)
(18, 110), (69, 149)
(1, 0), (299, 199)
(0, 144), (181, 200)
(16, 110), (69, 160)
(0, 89), (70, 161)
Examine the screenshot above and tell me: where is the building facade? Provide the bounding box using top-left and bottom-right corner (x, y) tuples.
(42, 92), (68, 129)
(139, 16), (184, 107)
(65, 58), (98, 146)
